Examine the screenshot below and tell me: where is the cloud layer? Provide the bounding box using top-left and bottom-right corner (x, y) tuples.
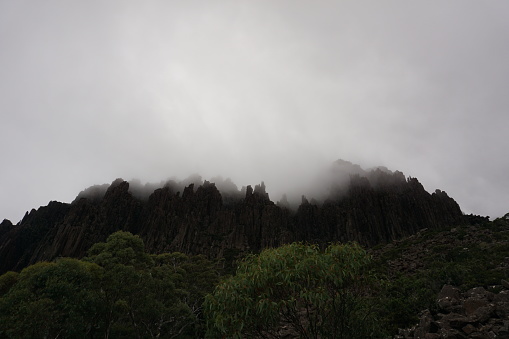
(1, 1), (508, 222)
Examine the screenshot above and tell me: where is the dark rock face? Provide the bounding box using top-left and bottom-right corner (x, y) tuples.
(0, 219), (13, 238)
(0, 166), (466, 274)
(396, 284), (509, 338)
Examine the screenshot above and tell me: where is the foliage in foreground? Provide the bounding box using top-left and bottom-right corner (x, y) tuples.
(205, 242), (385, 338)
(1, 216), (507, 338)
(0, 231), (219, 339)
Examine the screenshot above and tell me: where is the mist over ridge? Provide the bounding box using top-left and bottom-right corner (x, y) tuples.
(72, 159), (432, 212)
(1, 156), (469, 275)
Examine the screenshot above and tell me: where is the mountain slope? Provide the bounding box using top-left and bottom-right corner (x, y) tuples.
(369, 216), (509, 337)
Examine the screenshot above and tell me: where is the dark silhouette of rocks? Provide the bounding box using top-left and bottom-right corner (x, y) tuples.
(0, 162), (467, 274)
(0, 219), (13, 243)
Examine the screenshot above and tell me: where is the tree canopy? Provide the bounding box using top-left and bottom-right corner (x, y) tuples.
(0, 231), (219, 339)
(205, 242), (384, 338)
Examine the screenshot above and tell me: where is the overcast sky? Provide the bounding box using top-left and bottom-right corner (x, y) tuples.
(1, 1), (508, 223)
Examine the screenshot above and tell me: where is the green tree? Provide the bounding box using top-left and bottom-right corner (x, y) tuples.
(87, 231), (153, 269)
(86, 231), (219, 338)
(0, 231), (220, 339)
(86, 231), (175, 338)
(152, 252), (220, 337)
(0, 259), (104, 339)
(205, 242), (383, 338)
(0, 271), (18, 296)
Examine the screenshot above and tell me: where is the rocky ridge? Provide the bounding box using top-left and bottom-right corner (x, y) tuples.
(0, 161), (466, 274)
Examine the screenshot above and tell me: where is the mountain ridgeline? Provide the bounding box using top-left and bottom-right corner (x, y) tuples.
(0, 160), (466, 274)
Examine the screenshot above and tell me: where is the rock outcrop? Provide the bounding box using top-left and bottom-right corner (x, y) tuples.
(396, 284), (509, 338)
(0, 162), (466, 274)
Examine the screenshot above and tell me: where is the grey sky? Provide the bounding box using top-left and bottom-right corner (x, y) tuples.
(1, 1), (508, 222)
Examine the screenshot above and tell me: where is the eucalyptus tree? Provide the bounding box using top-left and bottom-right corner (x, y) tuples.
(205, 242), (383, 338)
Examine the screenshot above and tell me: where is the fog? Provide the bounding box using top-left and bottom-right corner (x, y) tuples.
(1, 1), (509, 222)
(69, 160), (403, 213)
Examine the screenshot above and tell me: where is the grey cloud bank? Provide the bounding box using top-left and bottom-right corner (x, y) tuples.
(1, 1), (508, 222)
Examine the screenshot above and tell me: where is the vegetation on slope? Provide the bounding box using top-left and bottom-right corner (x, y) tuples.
(370, 215), (509, 333)
(0, 232), (219, 339)
(0, 215), (507, 338)
(205, 242), (383, 338)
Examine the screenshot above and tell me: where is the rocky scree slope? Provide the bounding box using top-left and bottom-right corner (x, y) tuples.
(397, 284), (509, 339)
(370, 216), (509, 338)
